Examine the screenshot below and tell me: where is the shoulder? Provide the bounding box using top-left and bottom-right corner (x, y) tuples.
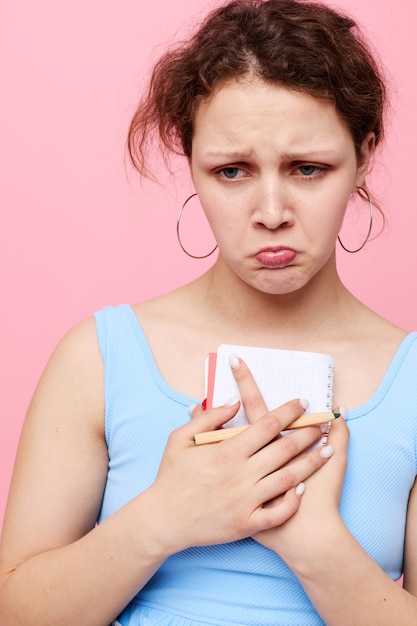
(348, 297), (408, 348)
(33, 316), (105, 435)
(132, 281), (208, 333)
(0, 318), (109, 570)
(331, 299), (411, 408)
(133, 283), (199, 316)
(353, 304), (411, 372)
(46, 316), (103, 382)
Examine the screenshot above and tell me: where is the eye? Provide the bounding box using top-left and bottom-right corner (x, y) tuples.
(296, 164), (325, 177)
(217, 167), (246, 180)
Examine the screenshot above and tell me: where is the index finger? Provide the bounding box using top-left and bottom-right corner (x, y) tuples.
(229, 355), (268, 423)
(226, 397), (314, 456)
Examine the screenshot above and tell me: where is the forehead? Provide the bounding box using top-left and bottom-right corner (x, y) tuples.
(192, 78), (353, 155)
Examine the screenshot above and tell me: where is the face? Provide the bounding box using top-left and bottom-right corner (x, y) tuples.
(190, 78), (374, 296)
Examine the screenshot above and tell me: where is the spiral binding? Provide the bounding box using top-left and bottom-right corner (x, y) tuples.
(326, 362), (335, 409)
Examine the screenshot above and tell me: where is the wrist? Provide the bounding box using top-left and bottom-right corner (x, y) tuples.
(279, 514), (348, 580)
(114, 488), (177, 566)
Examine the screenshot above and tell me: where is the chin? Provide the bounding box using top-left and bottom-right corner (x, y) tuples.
(251, 279), (307, 297)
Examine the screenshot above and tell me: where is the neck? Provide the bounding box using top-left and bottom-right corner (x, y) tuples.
(198, 254), (352, 347)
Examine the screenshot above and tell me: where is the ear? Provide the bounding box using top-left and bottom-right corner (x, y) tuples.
(355, 132), (376, 187)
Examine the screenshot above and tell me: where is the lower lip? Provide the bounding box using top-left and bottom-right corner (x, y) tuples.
(255, 249), (297, 268)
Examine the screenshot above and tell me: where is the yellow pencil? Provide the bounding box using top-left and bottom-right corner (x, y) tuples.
(194, 411), (340, 445)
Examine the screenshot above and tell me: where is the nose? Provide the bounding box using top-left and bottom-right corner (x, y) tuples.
(252, 181), (293, 230)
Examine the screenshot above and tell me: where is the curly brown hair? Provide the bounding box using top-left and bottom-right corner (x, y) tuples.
(128, 0), (387, 178)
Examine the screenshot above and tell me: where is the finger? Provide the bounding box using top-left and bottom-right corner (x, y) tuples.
(262, 482), (305, 509)
(257, 438), (335, 504)
(250, 425), (323, 477)
(188, 403), (205, 418)
(326, 415), (350, 470)
(174, 398), (241, 447)
(229, 356), (268, 423)
(229, 398), (310, 456)
(252, 486), (303, 530)
(327, 408), (349, 444)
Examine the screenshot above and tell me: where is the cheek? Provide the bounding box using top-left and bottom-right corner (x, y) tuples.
(200, 194), (245, 233)
(316, 205), (346, 231)
(300, 201), (348, 251)
(310, 189), (350, 230)
(210, 218), (244, 247)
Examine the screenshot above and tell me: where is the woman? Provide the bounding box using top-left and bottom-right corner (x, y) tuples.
(0, 1), (416, 624)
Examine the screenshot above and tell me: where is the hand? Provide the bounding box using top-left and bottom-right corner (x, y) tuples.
(229, 358), (350, 559)
(252, 418), (349, 566)
(150, 358), (333, 556)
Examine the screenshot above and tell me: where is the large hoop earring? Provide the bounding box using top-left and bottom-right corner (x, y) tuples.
(176, 193), (218, 259)
(338, 186), (373, 253)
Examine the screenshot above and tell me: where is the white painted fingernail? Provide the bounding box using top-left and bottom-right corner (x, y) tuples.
(188, 403), (198, 415)
(299, 398), (309, 410)
(339, 406), (347, 420)
(229, 354), (240, 370)
(295, 482), (305, 496)
(320, 445), (334, 459)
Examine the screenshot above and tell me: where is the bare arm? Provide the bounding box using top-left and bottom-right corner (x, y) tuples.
(0, 318), (169, 624)
(230, 358), (417, 624)
(0, 322), (332, 626)
(282, 473), (417, 625)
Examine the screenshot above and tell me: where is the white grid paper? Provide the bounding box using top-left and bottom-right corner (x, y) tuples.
(210, 344), (334, 428)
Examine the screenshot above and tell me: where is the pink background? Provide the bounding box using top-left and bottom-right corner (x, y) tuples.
(1, 0), (416, 529)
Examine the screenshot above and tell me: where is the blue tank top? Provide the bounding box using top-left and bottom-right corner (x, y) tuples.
(95, 304), (417, 626)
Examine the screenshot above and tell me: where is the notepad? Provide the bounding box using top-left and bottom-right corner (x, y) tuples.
(205, 344), (334, 429)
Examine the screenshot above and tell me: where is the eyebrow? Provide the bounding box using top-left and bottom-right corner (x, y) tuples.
(202, 148), (340, 161)
(281, 150), (340, 161)
(203, 150), (255, 160)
